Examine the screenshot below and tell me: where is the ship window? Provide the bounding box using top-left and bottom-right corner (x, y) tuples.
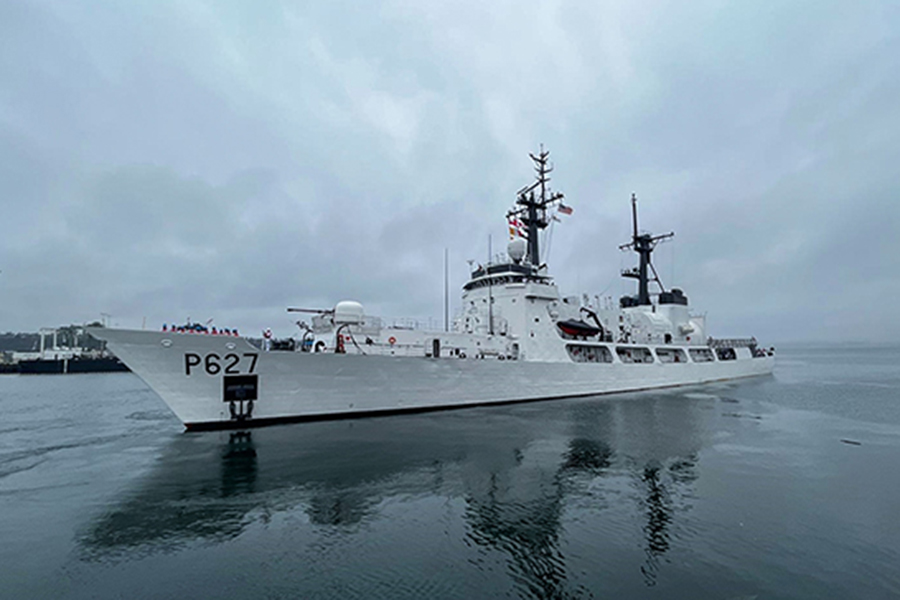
(656, 348), (687, 364)
(689, 348), (715, 362)
(566, 344), (613, 363)
(715, 347), (737, 361)
(616, 346), (654, 364)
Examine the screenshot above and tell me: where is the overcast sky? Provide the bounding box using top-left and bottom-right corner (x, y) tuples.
(1, 0), (898, 343)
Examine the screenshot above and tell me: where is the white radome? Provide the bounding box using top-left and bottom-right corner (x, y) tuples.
(334, 300), (365, 325)
(508, 238), (527, 262)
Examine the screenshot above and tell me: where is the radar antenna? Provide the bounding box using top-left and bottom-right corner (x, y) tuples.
(506, 146), (566, 266)
(618, 193), (674, 305)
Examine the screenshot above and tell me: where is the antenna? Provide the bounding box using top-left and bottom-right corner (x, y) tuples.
(443, 248), (449, 332)
(631, 191), (639, 239)
(487, 235), (494, 335)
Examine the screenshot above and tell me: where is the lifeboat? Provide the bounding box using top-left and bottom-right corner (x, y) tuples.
(556, 319), (602, 338)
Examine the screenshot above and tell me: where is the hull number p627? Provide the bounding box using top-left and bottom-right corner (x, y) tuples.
(185, 352), (258, 376)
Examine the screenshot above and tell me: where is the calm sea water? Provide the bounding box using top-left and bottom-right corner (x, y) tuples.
(1, 345), (899, 599)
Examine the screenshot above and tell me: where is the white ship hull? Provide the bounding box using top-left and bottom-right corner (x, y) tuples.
(93, 328), (774, 430)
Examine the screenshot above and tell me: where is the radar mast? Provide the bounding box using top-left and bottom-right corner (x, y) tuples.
(619, 194), (674, 306)
(507, 147), (565, 266)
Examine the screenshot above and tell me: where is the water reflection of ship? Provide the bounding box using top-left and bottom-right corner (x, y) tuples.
(462, 400), (701, 596)
(81, 393), (709, 591)
(463, 435), (615, 599)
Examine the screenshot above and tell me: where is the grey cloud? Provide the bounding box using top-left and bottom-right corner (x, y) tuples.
(1, 0), (899, 343)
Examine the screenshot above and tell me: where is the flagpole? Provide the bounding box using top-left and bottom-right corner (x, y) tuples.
(488, 234), (493, 336)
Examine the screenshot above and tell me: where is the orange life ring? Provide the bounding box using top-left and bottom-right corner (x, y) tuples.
(388, 336), (397, 345)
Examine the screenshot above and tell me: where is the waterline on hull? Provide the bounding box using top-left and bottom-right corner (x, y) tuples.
(183, 370), (775, 431)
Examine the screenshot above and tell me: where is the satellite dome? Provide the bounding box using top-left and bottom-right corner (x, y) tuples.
(508, 238), (527, 263)
(334, 300), (365, 324)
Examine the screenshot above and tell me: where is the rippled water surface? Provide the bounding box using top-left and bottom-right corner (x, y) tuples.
(1, 345), (899, 599)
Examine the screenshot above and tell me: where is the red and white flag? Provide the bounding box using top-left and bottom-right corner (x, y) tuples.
(508, 216), (528, 239)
